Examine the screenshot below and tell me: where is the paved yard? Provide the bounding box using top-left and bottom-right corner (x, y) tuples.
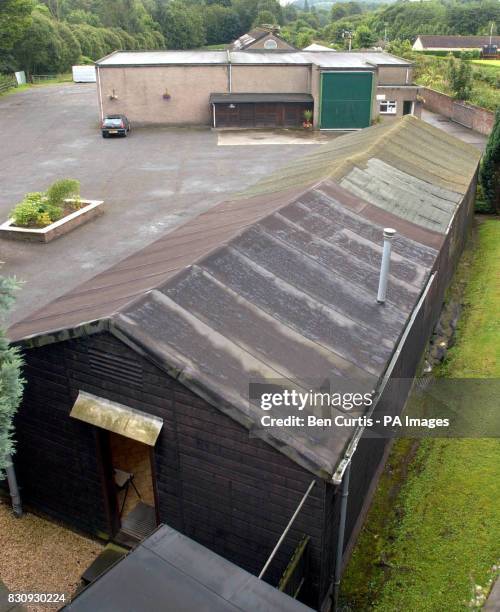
(0, 84), (319, 327)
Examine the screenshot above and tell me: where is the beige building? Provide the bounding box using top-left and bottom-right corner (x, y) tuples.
(95, 50), (420, 130)
(413, 35), (500, 52)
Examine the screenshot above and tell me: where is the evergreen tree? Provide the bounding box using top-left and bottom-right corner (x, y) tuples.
(0, 273), (24, 479)
(447, 56), (473, 100)
(479, 109), (500, 214)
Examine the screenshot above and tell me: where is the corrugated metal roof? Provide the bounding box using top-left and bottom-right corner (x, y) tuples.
(209, 93), (314, 104)
(64, 525), (313, 612)
(9, 116), (480, 479)
(96, 50), (411, 68)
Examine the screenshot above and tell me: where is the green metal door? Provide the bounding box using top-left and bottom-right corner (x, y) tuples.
(320, 72), (373, 129)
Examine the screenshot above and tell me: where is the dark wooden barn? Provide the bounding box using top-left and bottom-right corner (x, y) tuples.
(7, 117), (480, 610)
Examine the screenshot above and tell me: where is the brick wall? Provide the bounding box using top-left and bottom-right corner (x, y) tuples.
(420, 86), (495, 135)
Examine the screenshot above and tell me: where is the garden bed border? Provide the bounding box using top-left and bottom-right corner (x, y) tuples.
(0, 199), (104, 243)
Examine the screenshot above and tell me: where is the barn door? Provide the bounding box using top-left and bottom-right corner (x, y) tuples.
(320, 72), (373, 129)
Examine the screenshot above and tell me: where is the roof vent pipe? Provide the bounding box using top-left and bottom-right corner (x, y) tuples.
(377, 228), (396, 304)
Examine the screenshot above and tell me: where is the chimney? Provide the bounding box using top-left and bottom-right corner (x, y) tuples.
(377, 228), (396, 304)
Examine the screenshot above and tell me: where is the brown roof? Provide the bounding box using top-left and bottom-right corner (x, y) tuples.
(416, 35), (500, 49)
(8, 116), (481, 479)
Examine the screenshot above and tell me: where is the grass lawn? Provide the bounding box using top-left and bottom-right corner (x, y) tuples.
(340, 219), (500, 611)
(472, 59), (500, 68)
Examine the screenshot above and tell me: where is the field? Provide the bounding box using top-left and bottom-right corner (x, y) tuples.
(340, 220), (500, 611)
(472, 59), (500, 68)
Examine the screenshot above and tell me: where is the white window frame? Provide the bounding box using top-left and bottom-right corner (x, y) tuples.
(379, 100), (397, 115)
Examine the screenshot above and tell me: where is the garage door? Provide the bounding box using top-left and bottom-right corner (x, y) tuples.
(320, 72), (373, 130)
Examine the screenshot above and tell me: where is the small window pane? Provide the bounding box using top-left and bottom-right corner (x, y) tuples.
(379, 100), (397, 114)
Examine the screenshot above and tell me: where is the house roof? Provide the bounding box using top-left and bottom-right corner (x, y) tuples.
(229, 27), (296, 51)
(415, 35), (500, 49)
(95, 50), (411, 69)
(9, 117), (480, 480)
(64, 525), (313, 612)
(303, 43), (336, 51)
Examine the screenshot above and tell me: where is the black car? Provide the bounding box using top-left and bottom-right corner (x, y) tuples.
(101, 115), (130, 138)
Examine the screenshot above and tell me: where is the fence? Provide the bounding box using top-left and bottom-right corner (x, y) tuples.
(420, 86), (495, 135)
(0, 78), (17, 95)
(31, 74), (58, 84)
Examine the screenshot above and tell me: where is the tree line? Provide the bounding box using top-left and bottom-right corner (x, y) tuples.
(1, 0), (499, 76)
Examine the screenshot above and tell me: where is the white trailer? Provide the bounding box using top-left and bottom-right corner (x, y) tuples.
(72, 65), (96, 83)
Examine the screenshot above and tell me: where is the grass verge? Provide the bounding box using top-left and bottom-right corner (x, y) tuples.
(340, 219), (500, 611)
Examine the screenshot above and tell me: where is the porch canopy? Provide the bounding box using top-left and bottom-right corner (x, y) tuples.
(70, 390), (163, 446)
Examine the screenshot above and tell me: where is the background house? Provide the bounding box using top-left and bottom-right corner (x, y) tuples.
(413, 35), (500, 53)
(95, 50), (419, 130)
(8, 117), (480, 610)
(229, 26), (296, 51)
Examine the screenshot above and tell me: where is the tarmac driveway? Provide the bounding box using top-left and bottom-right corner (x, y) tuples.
(0, 84), (318, 326)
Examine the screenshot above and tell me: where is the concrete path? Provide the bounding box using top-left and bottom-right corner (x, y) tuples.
(217, 129), (339, 146)
(421, 109), (488, 151)
(483, 577), (500, 611)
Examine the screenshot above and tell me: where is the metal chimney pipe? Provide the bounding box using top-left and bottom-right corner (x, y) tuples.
(377, 228), (396, 304)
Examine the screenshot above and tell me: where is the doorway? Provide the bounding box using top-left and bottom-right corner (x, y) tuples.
(403, 100), (414, 115)
(107, 432), (159, 543)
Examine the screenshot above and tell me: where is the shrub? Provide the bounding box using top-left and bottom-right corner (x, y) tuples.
(46, 178), (80, 207)
(479, 109), (500, 214)
(10, 192), (63, 228)
(447, 56), (473, 100)
(10, 178), (82, 228)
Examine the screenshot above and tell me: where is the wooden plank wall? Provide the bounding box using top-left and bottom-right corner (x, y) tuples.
(15, 332), (333, 609)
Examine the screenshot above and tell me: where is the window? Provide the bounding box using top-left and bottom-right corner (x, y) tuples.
(264, 39), (278, 50)
(379, 100), (397, 115)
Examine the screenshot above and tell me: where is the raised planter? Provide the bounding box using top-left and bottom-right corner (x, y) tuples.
(0, 199), (104, 243)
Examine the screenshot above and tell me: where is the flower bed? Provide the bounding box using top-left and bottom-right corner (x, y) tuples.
(0, 199), (104, 243)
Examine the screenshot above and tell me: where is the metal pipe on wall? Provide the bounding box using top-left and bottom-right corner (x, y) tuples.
(5, 455), (23, 517)
(333, 460), (351, 611)
(226, 49), (232, 93)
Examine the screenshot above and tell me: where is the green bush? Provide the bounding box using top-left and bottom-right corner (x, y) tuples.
(46, 178), (80, 207)
(479, 109), (500, 214)
(10, 192), (63, 228)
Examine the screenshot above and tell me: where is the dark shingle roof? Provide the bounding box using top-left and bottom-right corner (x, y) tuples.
(416, 35), (500, 49)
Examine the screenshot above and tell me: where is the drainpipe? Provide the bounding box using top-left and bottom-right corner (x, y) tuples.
(226, 50), (232, 93)
(5, 455), (22, 517)
(377, 228), (396, 304)
(96, 65), (104, 122)
(333, 460), (351, 611)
